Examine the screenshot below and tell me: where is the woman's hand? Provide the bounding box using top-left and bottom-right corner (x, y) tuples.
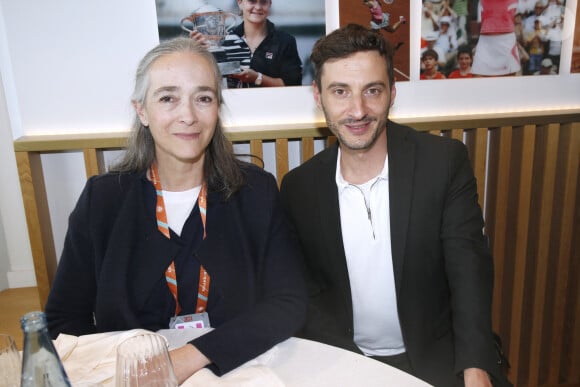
(228, 68), (260, 84)
(228, 69), (285, 87)
(464, 368), (492, 387)
(169, 344), (211, 384)
(189, 30), (210, 49)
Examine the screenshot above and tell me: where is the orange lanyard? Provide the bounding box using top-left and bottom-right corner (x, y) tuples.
(149, 164), (210, 316)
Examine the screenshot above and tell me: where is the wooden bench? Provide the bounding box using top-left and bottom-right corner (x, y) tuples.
(14, 110), (580, 387)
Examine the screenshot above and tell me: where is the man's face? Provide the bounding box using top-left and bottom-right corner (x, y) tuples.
(457, 52), (472, 69)
(313, 51), (396, 152)
(422, 54), (437, 70)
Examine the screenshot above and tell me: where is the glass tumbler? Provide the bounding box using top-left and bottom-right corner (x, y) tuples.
(0, 334), (21, 387)
(115, 333), (177, 387)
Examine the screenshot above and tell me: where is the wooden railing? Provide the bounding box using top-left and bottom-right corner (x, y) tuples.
(13, 111), (580, 387)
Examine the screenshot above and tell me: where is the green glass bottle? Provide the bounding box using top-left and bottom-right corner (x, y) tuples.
(20, 311), (71, 387)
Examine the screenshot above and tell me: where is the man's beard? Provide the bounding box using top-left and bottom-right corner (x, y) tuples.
(324, 109), (389, 151)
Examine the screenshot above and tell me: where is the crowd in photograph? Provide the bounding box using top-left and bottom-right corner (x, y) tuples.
(420, 0), (565, 79)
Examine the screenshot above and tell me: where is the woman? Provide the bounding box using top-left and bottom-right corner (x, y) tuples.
(44, 37), (307, 383)
(471, 0), (521, 76)
(228, 0), (302, 87)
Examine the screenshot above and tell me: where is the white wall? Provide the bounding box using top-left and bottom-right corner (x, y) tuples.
(0, 0), (160, 289)
(0, 43), (35, 289)
(0, 0), (579, 289)
(0, 218), (9, 290)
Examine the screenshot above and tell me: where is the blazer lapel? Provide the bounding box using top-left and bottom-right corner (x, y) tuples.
(131, 215), (179, 309)
(95, 178), (180, 329)
(387, 122), (415, 296)
(315, 144), (354, 318)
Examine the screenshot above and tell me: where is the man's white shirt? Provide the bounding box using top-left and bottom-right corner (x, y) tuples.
(336, 149), (405, 356)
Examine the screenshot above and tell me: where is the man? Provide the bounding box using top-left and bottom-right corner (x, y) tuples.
(420, 49), (447, 79)
(421, 1), (441, 39)
(535, 57), (557, 74)
(421, 32), (444, 64)
(434, 16), (458, 71)
(524, 18), (548, 74)
(450, 0), (469, 45)
(523, 1), (547, 34)
(447, 45), (474, 78)
(280, 24), (511, 387)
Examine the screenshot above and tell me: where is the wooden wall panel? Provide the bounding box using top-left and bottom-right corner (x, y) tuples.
(547, 123), (579, 385)
(250, 139), (264, 167)
(275, 139), (289, 186)
(568, 211), (580, 383)
(527, 123), (559, 386)
(301, 137), (314, 163)
(15, 152), (56, 308)
(487, 127), (513, 337)
(83, 148), (104, 178)
(509, 125), (536, 386)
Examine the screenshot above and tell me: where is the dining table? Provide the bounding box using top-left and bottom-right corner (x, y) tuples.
(54, 328), (433, 387)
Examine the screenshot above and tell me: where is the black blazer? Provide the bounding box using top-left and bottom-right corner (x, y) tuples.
(232, 20), (302, 87)
(45, 164), (307, 375)
(280, 121), (510, 386)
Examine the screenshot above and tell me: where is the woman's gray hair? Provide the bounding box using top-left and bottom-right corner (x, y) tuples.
(111, 37), (244, 199)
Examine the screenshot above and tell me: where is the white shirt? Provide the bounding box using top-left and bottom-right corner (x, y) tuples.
(546, 26), (562, 56)
(435, 30), (457, 54)
(542, 2), (563, 26)
(336, 149), (405, 356)
(517, 0), (539, 14)
(162, 186), (201, 236)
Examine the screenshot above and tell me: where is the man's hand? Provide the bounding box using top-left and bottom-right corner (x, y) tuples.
(464, 368), (492, 387)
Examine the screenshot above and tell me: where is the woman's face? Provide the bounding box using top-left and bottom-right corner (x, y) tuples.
(134, 51), (219, 168)
(238, 0), (271, 24)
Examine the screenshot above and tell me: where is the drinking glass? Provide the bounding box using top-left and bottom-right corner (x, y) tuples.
(115, 333), (177, 387)
(0, 334), (21, 387)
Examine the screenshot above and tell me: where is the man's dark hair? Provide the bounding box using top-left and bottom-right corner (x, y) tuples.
(421, 48), (439, 61)
(456, 45), (473, 59)
(310, 24), (395, 89)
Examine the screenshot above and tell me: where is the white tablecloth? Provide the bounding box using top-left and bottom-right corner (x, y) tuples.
(55, 329), (432, 387)
(160, 329), (432, 387)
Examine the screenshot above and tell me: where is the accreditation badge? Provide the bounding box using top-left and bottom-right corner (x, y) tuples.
(169, 312), (211, 329)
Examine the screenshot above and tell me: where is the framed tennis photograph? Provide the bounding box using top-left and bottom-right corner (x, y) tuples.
(338, 0), (411, 81)
(155, 0), (326, 87)
(572, 0), (580, 72)
(418, 0), (568, 80)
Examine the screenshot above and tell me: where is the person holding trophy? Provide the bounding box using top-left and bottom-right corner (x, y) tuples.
(189, 0), (302, 87)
